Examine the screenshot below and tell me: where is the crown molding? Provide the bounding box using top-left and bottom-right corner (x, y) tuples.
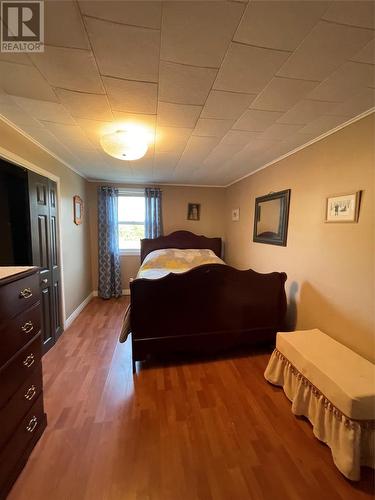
(225, 108), (375, 188)
(87, 179), (225, 188)
(0, 114), (88, 180)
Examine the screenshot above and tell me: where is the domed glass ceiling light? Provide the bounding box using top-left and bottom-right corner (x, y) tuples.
(100, 126), (150, 161)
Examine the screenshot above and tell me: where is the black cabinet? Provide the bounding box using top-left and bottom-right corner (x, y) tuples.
(0, 158), (63, 355)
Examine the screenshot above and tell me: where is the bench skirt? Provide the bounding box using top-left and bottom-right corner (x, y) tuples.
(265, 349), (375, 481)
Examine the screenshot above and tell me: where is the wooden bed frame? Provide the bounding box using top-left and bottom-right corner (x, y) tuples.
(130, 231), (287, 370)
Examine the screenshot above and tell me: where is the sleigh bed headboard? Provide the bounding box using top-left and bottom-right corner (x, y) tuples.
(140, 231), (222, 263)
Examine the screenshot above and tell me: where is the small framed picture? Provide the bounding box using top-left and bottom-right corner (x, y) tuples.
(232, 208), (240, 221)
(326, 191), (360, 223)
(187, 203), (200, 221)
(73, 195), (83, 225)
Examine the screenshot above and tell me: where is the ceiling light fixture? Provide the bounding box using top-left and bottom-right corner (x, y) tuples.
(100, 126), (151, 161)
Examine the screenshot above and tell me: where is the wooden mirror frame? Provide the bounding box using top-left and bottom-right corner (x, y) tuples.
(253, 189), (291, 246)
(73, 195), (83, 225)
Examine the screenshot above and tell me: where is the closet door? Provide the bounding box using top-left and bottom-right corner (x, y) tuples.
(48, 180), (62, 341)
(28, 172), (62, 353)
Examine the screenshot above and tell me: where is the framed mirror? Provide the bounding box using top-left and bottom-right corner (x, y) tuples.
(253, 189), (291, 246)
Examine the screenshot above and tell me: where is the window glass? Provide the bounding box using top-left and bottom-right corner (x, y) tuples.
(118, 195), (145, 250)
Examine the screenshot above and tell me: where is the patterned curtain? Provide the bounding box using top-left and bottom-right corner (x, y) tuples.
(145, 187), (163, 238)
(98, 186), (122, 299)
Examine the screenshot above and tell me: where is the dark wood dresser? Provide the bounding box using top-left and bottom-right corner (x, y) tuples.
(0, 267), (47, 499)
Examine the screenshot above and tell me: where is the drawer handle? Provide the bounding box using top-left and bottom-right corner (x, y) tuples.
(26, 416), (38, 433)
(21, 321), (34, 334)
(20, 288), (33, 299)
(23, 353), (35, 368)
(41, 278), (48, 284)
(25, 385), (37, 401)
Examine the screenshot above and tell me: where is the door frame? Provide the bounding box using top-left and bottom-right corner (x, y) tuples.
(0, 146), (67, 328)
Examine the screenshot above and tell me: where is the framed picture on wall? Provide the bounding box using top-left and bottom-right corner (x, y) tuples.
(187, 203), (200, 221)
(326, 191), (360, 223)
(73, 195), (83, 225)
(232, 208), (240, 221)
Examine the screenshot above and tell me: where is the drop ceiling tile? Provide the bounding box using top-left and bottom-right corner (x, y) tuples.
(20, 127), (85, 164)
(204, 141), (246, 168)
(234, 0), (329, 51)
(161, 1), (244, 67)
(153, 152), (180, 171)
(103, 76), (157, 114)
(157, 102), (202, 128)
(177, 136), (220, 171)
(278, 100), (339, 125)
(41, 122), (96, 150)
(201, 90), (256, 120)
(322, 1), (375, 30)
(326, 88), (375, 118)
(17, 126), (57, 144)
(0, 62), (58, 101)
(0, 53), (32, 65)
(233, 109), (283, 131)
(222, 130), (261, 147)
(193, 118), (234, 138)
(238, 137), (281, 157)
(152, 170), (178, 183)
(11, 96), (75, 124)
(79, 1), (162, 29)
(85, 17), (159, 82)
(74, 118), (113, 148)
(259, 123), (303, 141)
(155, 126), (192, 154)
(0, 102), (40, 127)
(112, 111), (156, 130)
(277, 21), (374, 81)
(298, 115), (348, 136)
(308, 61), (375, 102)
(159, 62), (217, 106)
(55, 89), (113, 121)
(276, 133), (318, 154)
(45, 0), (89, 49)
(204, 130), (260, 168)
(0, 89), (11, 104)
(31, 47), (103, 93)
(351, 40), (375, 65)
(251, 77), (319, 112)
(214, 43), (290, 94)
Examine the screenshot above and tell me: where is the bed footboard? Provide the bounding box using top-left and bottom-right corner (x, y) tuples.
(130, 264), (287, 364)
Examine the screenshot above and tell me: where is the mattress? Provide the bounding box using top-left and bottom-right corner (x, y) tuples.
(136, 248), (225, 280)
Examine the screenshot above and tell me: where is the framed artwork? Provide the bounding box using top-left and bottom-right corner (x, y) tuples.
(232, 208), (240, 221)
(326, 192), (360, 223)
(253, 189), (291, 246)
(187, 203), (200, 221)
(73, 195), (83, 225)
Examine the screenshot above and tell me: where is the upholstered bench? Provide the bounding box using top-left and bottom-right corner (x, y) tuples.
(264, 329), (375, 480)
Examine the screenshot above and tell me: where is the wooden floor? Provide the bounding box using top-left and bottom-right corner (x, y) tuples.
(8, 297), (374, 500)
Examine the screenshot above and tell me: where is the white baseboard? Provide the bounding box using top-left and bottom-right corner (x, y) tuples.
(93, 289), (130, 297)
(64, 292), (94, 330)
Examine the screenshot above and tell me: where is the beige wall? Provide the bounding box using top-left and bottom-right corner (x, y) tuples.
(88, 183), (225, 290)
(225, 114), (375, 362)
(0, 120), (92, 319)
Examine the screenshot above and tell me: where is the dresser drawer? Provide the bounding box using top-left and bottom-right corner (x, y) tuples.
(0, 393), (46, 496)
(0, 363), (43, 450)
(0, 334), (42, 408)
(0, 272), (40, 322)
(0, 302), (41, 369)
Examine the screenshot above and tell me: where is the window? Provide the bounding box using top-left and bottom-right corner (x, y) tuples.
(118, 191), (145, 252)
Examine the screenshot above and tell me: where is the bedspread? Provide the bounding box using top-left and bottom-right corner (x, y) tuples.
(136, 248), (225, 280)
